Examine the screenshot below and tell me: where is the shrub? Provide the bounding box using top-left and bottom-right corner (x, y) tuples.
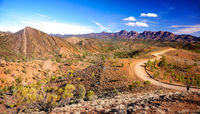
(170, 79), (172, 83)
(14, 81), (75, 113)
(158, 56), (168, 67)
(15, 77), (22, 85)
(91, 73), (95, 78)
(121, 75), (126, 79)
(50, 76), (59, 82)
(4, 69), (11, 75)
(144, 80), (151, 85)
(0, 89), (5, 96)
(76, 77), (81, 81)
(68, 70), (74, 77)
(129, 81), (141, 90)
(77, 85), (86, 99)
(101, 55), (106, 61)
(146, 60), (152, 67)
(121, 63), (124, 67)
(113, 88), (119, 96)
(22, 69), (27, 74)
(5, 103), (16, 108)
(86, 90), (95, 101)
(153, 71), (160, 78)
(164, 72), (167, 80)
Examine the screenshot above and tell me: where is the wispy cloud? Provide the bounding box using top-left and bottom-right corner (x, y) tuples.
(140, 13), (158, 17)
(123, 16), (136, 21)
(170, 24), (200, 34)
(125, 22), (149, 27)
(91, 20), (112, 32)
(35, 13), (48, 18)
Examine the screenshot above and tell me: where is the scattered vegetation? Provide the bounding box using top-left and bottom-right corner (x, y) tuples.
(146, 55), (200, 86)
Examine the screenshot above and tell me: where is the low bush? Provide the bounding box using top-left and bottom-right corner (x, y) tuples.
(4, 69), (11, 75)
(86, 90), (95, 101)
(14, 81), (75, 113)
(144, 80), (151, 85)
(129, 81), (141, 90)
(77, 85), (86, 99)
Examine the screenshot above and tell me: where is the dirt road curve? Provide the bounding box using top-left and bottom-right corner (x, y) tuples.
(132, 48), (200, 92)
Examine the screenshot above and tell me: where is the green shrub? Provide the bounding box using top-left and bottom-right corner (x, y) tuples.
(68, 70), (74, 77)
(50, 76), (59, 81)
(22, 69), (27, 74)
(77, 85), (86, 99)
(121, 63), (124, 67)
(14, 81), (75, 113)
(121, 75), (126, 79)
(101, 55), (106, 61)
(15, 77), (22, 85)
(153, 71), (160, 78)
(0, 89), (5, 96)
(86, 90), (95, 101)
(144, 80), (151, 85)
(0, 100), (4, 104)
(4, 69), (11, 75)
(5, 103), (16, 108)
(91, 73), (95, 78)
(129, 81), (141, 90)
(113, 88), (119, 95)
(146, 60), (152, 67)
(164, 72), (167, 80)
(158, 56), (168, 67)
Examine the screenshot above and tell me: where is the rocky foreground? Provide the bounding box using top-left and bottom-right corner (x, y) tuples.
(33, 89), (200, 114)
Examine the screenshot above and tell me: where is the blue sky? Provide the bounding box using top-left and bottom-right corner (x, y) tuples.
(0, 0), (200, 36)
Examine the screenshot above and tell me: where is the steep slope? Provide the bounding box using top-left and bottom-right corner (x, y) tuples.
(0, 27), (79, 58)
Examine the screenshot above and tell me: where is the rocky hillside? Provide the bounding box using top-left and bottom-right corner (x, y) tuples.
(55, 30), (200, 42)
(0, 27), (79, 58)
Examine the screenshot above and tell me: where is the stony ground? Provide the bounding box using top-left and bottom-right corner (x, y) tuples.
(30, 88), (200, 114)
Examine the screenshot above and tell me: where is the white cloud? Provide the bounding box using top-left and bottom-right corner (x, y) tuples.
(170, 24), (200, 34)
(125, 22), (149, 27)
(0, 20), (95, 34)
(91, 20), (112, 32)
(123, 16), (136, 21)
(140, 13), (158, 17)
(0, 25), (24, 33)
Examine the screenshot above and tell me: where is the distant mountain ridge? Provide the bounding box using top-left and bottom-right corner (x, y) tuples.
(51, 30), (200, 42)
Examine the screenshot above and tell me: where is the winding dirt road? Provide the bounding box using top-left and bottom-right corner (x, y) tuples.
(132, 48), (200, 92)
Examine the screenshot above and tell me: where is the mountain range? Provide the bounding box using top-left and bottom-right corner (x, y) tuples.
(0, 27), (199, 59)
(51, 30), (200, 42)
